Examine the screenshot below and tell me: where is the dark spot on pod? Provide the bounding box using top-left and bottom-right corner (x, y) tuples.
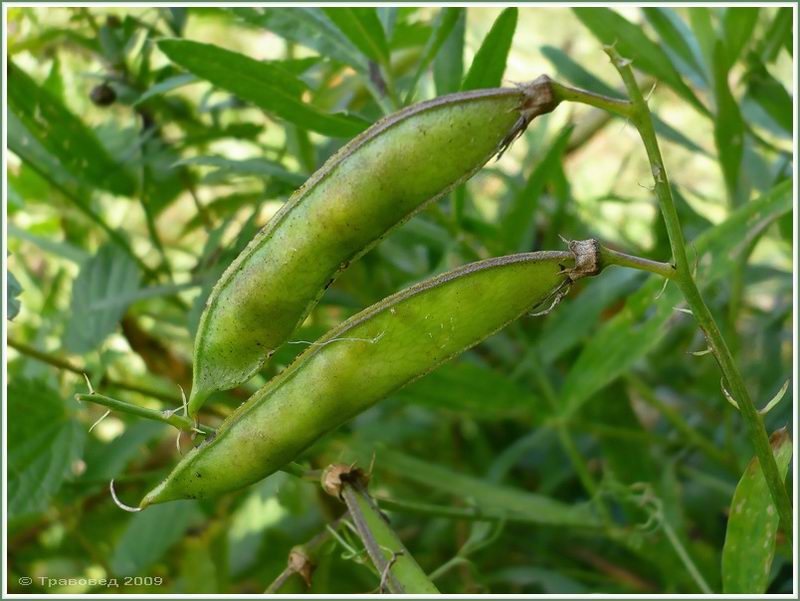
(90, 83), (116, 107)
(324, 278), (334, 290)
(195, 472), (202, 478)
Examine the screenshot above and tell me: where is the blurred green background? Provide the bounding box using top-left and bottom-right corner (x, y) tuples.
(6, 6), (793, 594)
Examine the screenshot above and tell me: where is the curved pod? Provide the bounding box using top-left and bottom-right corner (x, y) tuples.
(189, 77), (558, 416)
(144, 248), (592, 506)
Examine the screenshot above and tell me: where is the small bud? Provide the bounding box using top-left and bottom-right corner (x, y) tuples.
(288, 547), (314, 587)
(90, 83), (116, 107)
(320, 463), (368, 499)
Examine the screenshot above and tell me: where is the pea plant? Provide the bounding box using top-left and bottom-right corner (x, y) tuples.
(6, 6), (793, 595)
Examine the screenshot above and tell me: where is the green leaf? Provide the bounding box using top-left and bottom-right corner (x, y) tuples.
(502, 126), (573, 252)
(541, 45), (622, 98)
(541, 45), (709, 157)
(376, 7), (398, 39)
(744, 53), (792, 135)
(642, 8), (708, 85)
(360, 445), (600, 527)
(7, 61), (135, 197)
(174, 155), (306, 187)
(461, 7), (518, 90)
(7, 268), (23, 320)
(43, 54), (65, 101)
(157, 39), (369, 138)
(322, 7), (389, 65)
(232, 7), (366, 71)
(687, 8), (716, 80)
(433, 8), (465, 95)
(712, 40), (745, 203)
(80, 421), (165, 483)
(8, 223), (90, 264)
(8, 379), (85, 522)
(111, 500), (199, 576)
(404, 8), (461, 103)
(573, 8), (709, 116)
(559, 179), (792, 416)
(755, 7), (792, 63)
(722, 7), (759, 69)
(133, 73), (197, 106)
(538, 269), (642, 365)
(722, 429), (792, 593)
(393, 360), (538, 420)
(64, 242), (141, 353)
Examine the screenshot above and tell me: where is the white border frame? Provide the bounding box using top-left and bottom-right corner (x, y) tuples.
(2, 2), (797, 599)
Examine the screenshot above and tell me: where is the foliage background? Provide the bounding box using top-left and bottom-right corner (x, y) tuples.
(5, 6), (794, 595)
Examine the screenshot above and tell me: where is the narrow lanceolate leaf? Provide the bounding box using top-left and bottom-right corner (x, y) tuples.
(64, 242), (141, 353)
(322, 7), (389, 65)
(572, 8), (709, 116)
(641, 8), (707, 85)
(133, 73), (197, 106)
(433, 8), (465, 95)
(8, 111), (145, 270)
(722, 429), (792, 593)
(541, 45), (622, 98)
(362, 445), (600, 527)
(712, 40), (745, 204)
(502, 126), (573, 252)
(174, 156), (305, 187)
(404, 8), (461, 103)
(755, 7), (792, 63)
(393, 360), (539, 420)
(157, 39), (369, 138)
(722, 7), (759, 69)
(7, 62), (135, 196)
(559, 179), (792, 416)
(8, 379), (85, 522)
(540, 45), (709, 158)
(744, 54), (792, 135)
(111, 501), (199, 576)
(7, 269), (23, 320)
(461, 7), (518, 90)
(232, 7), (366, 71)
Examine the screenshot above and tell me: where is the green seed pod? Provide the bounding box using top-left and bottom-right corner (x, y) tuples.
(142, 243), (600, 507)
(188, 76), (559, 417)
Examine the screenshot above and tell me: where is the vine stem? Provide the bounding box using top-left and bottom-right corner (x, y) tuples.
(551, 47), (792, 541)
(74, 392), (213, 435)
(321, 465), (439, 594)
(8, 336), (182, 405)
(598, 245), (676, 280)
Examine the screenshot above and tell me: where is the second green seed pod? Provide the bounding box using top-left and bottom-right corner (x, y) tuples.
(143, 242), (601, 506)
(189, 77), (558, 417)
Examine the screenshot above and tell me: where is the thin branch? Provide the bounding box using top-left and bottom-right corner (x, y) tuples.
(8, 337), (181, 404)
(600, 45), (792, 540)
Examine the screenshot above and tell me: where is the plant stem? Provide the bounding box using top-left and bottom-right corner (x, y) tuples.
(75, 391), (309, 479)
(324, 467), (439, 594)
(550, 80), (634, 119)
(376, 495), (501, 522)
(342, 481), (439, 593)
(529, 356), (611, 525)
(599, 245), (677, 280)
(8, 337), (182, 405)
(625, 373), (735, 471)
(75, 392), (214, 435)
(661, 519), (713, 594)
(264, 517), (343, 593)
(568, 46), (793, 540)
